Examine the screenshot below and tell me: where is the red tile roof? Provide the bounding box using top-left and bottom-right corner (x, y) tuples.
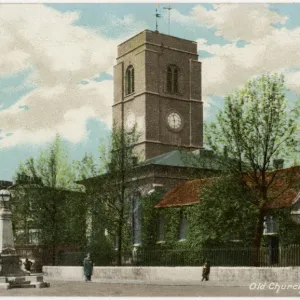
(155, 178), (210, 208)
(155, 167), (300, 209)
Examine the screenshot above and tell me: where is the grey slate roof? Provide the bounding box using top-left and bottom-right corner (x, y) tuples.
(139, 149), (221, 170)
(76, 149), (222, 186)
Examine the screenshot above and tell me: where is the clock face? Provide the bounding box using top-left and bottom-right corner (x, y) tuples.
(167, 112), (182, 131)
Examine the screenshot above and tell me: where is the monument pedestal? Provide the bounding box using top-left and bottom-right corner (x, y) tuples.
(0, 275), (50, 289)
(0, 189), (49, 289)
(0, 254), (50, 289)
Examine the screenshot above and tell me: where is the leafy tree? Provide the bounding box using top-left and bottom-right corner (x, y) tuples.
(205, 73), (300, 265)
(95, 125), (140, 265)
(190, 176), (259, 248)
(13, 134), (87, 264)
(73, 153), (100, 183)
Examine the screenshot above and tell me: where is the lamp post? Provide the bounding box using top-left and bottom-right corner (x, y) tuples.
(0, 189), (11, 208)
(0, 189), (14, 253)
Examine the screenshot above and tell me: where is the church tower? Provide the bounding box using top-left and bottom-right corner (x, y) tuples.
(113, 30), (203, 160)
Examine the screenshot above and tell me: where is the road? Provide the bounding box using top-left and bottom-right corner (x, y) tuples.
(0, 280), (299, 296)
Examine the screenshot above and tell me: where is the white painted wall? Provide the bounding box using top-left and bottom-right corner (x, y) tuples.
(43, 266), (300, 284)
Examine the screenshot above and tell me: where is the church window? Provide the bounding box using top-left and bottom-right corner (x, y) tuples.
(158, 215), (164, 242)
(263, 215), (278, 235)
(132, 194), (142, 245)
(131, 68), (135, 93)
(125, 66), (135, 95)
(114, 236), (119, 250)
(179, 211), (187, 240)
(167, 65), (179, 93)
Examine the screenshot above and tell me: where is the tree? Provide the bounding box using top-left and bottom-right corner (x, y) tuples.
(95, 125), (140, 265)
(73, 152), (114, 263)
(13, 134), (87, 265)
(205, 73), (300, 265)
(73, 153), (100, 183)
(191, 176), (258, 248)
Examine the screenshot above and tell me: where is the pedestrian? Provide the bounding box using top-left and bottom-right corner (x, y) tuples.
(83, 253), (94, 282)
(202, 259), (210, 281)
(24, 258), (33, 272)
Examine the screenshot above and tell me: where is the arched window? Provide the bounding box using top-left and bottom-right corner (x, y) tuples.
(132, 194), (142, 245)
(125, 66), (135, 95)
(158, 214), (164, 242)
(166, 65), (179, 93)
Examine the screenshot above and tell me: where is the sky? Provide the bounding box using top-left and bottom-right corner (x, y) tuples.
(1, 3), (300, 181)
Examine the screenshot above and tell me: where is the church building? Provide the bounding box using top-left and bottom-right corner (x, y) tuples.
(78, 30), (220, 249)
(80, 30), (218, 195)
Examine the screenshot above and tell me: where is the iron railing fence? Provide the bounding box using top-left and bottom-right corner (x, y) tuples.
(134, 246), (300, 267)
(15, 245), (300, 267)
(135, 248), (261, 267)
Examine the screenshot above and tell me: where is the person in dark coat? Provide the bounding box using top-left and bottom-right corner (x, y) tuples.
(202, 259), (210, 281)
(83, 253), (94, 282)
(24, 258), (33, 272)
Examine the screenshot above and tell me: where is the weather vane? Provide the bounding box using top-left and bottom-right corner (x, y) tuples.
(163, 5), (172, 35)
(155, 8), (161, 32)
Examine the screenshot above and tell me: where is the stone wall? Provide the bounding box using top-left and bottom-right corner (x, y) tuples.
(43, 266), (300, 285)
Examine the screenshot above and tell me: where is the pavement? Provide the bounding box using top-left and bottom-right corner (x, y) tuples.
(0, 280), (300, 296)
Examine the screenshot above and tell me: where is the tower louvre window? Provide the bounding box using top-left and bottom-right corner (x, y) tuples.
(125, 66), (135, 95)
(166, 64), (179, 93)
(131, 68), (135, 93)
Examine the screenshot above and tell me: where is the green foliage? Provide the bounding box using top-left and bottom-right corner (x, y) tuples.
(73, 153), (100, 183)
(138, 176), (257, 253)
(11, 186), (37, 244)
(204, 73), (300, 257)
(140, 178), (298, 255)
(205, 73), (299, 172)
(273, 208), (300, 245)
(140, 190), (165, 248)
(188, 176), (259, 248)
(89, 124), (140, 265)
(13, 134), (87, 263)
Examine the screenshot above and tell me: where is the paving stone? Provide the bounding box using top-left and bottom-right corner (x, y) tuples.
(0, 280), (299, 296)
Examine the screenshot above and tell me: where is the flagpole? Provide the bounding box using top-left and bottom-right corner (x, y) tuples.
(155, 8), (161, 32)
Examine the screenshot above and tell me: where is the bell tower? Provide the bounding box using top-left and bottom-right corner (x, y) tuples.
(112, 30), (203, 160)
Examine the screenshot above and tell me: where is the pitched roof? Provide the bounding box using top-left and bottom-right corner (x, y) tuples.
(76, 149), (222, 186)
(155, 178), (211, 208)
(251, 166), (300, 209)
(156, 167), (300, 209)
(140, 149), (221, 170)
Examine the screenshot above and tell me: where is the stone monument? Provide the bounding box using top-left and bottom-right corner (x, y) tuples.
(0, 188), (49, 289)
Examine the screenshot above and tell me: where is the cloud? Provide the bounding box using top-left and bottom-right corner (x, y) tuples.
(0, 79), (113, 148)
(171, 4), (300, 101)
(0, 5), (118, 81)
(285, 71), (300, 93)
(1, 3), (298, 150)
(191, 4), (287, 41)
(199, 27), (300, 98)
(0, 4), (140, 149)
